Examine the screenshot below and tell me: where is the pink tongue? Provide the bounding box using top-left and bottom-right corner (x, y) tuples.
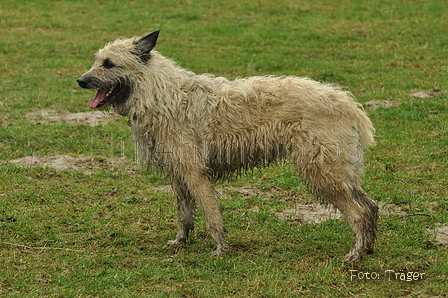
(89, 88), (109, 109)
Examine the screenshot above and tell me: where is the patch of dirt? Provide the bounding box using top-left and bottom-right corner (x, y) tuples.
(378, 202), (408, 217)
(270, 201), (409, 224)
(274, 204), (342, 224)
(152, 184), (173, 194)
(9, 154), (136, 175)
(10, 154), (93, 171)
(364, 99), (399, 111)
(26, 109), (120, 127)
(364, 88), (447, 111)
(433, 225), (448, 246)
(219, 185), (291, 201)
(217, 185), (340, 223)
(409, 87), (448, 98)
(426, 224), (448, 247)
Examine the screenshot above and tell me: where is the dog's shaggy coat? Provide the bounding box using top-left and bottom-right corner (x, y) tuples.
(78, 31), (379, 262)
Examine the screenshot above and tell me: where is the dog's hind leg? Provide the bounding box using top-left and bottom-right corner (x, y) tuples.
(344, 188), (378, 262)
(166, 177), (195, 248)
(320, 183), (378, 262)
(307, 176), (377, 262)
(298, 148), (378, 262)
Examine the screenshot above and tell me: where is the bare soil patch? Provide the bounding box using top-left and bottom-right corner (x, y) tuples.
(274, 204), (342, 223)
(26, 109), (120, 126)
(9, 154), (136, 175)
(364, 88), (447, 111)
(409, 87), (448, 98)
(433, 225), (448, 246)
(364, 99), (399, 111)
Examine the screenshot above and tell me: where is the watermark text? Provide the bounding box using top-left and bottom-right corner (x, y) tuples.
(349, 269), (426, 282)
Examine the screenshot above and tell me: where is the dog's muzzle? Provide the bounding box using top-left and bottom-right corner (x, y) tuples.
(77, 76), (91, 89)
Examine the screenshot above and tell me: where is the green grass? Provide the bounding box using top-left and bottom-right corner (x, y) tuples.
(1, 0), (447, 296)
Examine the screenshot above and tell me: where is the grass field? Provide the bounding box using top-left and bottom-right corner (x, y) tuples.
(1, 0), (447, 297)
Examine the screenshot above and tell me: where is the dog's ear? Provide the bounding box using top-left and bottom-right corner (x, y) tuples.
(134, 30), (160, 63)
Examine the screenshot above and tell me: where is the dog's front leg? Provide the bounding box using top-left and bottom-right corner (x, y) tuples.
(166, 178), (195, 248)
(171, 165), (227, 256)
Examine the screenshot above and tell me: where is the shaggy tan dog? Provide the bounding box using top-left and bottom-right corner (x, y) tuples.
(78, 31), (378, 262)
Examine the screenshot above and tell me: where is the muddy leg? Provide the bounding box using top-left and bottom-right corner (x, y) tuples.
(170, 166), (227, 255)
(299, 157), (378, 262)
(192, 174), (228, 256)
(319, 185), (378, 263)
(166, 178), (195, 248)
(342, 188), (378, 262)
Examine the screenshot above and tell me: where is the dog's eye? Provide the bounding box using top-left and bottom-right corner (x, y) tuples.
(103, 59), (115, 69)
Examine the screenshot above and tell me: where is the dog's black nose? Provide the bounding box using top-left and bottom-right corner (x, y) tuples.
(77, 77), (88, 88)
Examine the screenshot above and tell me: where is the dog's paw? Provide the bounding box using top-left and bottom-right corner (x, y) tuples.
(165, 239), (185, 248)
(209, 244), (228, 257)
(343, 252), (363, 263)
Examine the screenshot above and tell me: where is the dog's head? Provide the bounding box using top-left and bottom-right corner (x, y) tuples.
(77, 30), (160, 113)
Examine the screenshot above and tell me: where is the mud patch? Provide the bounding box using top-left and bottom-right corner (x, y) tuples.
(364, 87), (447, 111)
(409, 87), (448, 98)
(272, 202), (408, 224)
(10, 154), (94, 171)
(433, 225), (448, 246)
(152, 184), (173, 194)
(9, 154), (136, 175)
(274, 204), (342, 224)
(220, 185), (297, 201)
(364, 99), (399, 111)
(26, 109), (120, 126)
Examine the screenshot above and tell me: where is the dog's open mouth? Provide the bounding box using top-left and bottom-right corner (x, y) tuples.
(89, 85), (116, 109)
(79, 74), (131, 112)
